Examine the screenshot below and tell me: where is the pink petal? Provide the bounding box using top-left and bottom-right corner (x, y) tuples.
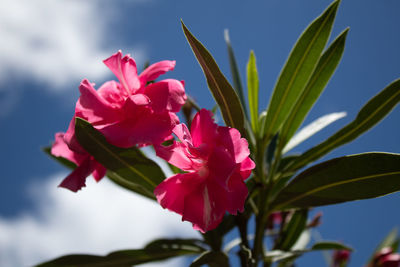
(92, 162), (107, 182)
(207, 146), (236, 189)
(76, 79), (121, 125)
(224, 172), (248, 214)
(172, 123), (193, 147)
(217, 127), (250, 163)
(139, 60), (176, 86)
(144, 79), (186, 113)
(100, 111), (178, 147)
(97, 80), (127, 108)
(191, 109), (218, 147)
(103, 51), (140, 93)
(58, 157), (94, 192)
(238, 157), (256, 180)
(51, 133), (86, 165)
(155, 142), (194, 171)
(63, 117), (87, 154)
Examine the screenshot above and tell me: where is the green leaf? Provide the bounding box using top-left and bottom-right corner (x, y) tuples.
(106, 171), (156, 200)
(182, 21), (245, 134)
(311, 241), (352, 251)
(36, 239), (205, 267)
(247, 50), (260, 134)
(43, 146), (77, 170)
(282, 111), (347, 154)
(272, 152), (400, 210)
(286, 79), (400, 172)
(262, 0), (340, 142)
(371, 228), (399, 258)
(190, 251), (229, 267)
(279, 28), (349, 149)
(224, 29), (248, 118)
(74, 118), (165, 198)
(275, 209), (309, 250)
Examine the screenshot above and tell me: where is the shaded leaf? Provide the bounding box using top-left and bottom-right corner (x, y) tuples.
(286, 79), (400, 172)
(36, 239), (205, 267)
(279, 29), (349, 148)
(247, 50), (260, 133)
(190, 251), (229, 267)
(43, 146), (77, 170)
(262, 0), (340, 142)
(272, 152), (400, 210)
(182, 21), (245, 134)
(275, 209), (308, 250)
(282, 111), (347, 154)
(224, 29), (248, 118)
(74, 118), (165, 198)
(311, 241), (352, 251)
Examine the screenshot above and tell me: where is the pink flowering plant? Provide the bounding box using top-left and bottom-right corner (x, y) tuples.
(40, 0), (400, 266)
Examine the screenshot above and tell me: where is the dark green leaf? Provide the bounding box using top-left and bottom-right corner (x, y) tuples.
(182, 21), (245, 134)
(275, 209), (309, 250)
(262, 0), (340, 142)
(106, 171), (156, 200)
(286, 79), (400, 171)
(247, 50), (260, 133)
(36, 239), (205, 267)
(272, 152), (400, 210)
(279, 29), (349, 149)
(74, 118), (165, 197)
(311, 241), (352, 251)
(224, 29), (248, 118)
(190, 251), (229, 267)
(43, 146), (77, 170)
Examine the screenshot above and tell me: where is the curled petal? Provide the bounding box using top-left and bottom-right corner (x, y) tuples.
(97, 80), (126, 108)
(92, 163), (107, 182)
(139, 60), (176, 86)
(218, 127), (250, 163)
(76, 79), (121, 125)
(63, 117), (86, 154)
(144, 79), (186, 113)
(58, 158), (94, 192)
(103, 51), (140, 93)
(191, 109), (218, 147)
(51, 133), (86, 165)
(155, 142), (194, 171)
(172, 123), (193, 147)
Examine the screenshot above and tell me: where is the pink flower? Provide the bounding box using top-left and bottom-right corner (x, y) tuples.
(370, 247), (400, 267)
(51, 132), (106, 192)
(332, 249), (351, 267)
(68, 50), (186, 148)
(52, 51), (186, 192)
(154, 109), (255, 232)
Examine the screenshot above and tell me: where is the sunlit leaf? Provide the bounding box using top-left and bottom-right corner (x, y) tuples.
(262, 0), (340, 142)
(247, 50), (260, 134)
(279, 29), (349, 149)
(311, 241), (352, 251)
(282, 111), (347, 154)
(286, 79), (400, 171)
(182, 21), (245, 134)
(273, 152), (400, 210)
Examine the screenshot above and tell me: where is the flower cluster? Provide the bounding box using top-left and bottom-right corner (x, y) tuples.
(51, 52), (255, 232)
(52, 51), (186, 192)
(154, 109), (255, 232)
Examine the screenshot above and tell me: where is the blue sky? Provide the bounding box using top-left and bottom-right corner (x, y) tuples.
(0, 0), (399, 266)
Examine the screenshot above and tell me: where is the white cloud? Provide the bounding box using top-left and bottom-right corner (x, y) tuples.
(0, 173), (199, 267)
(0, 0), (145, 89)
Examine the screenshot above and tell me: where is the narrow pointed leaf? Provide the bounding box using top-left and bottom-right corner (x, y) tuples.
(36, 239), (205, 267)
(286, 79), (400, 171)
(224, 29), (248, 118)
(282, 111), (347, 154)
(182, 21), (245, 134)
(279, 29), (349, 148)
(74, 118), (165, 197)
(369, 228), (399, 263)
(262, 0), (340, 141)
(272, 152), (400, 210)
(190, 251), (229, 267)
(275, 209), (308, 251)
(247, 50), (260, 133)
(311, 241), (352, 251)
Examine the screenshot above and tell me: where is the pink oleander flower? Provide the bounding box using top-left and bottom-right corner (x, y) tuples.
(154, 109), (255, 232)
(52, 51), (186, 192)
(332, 249), (351, 267)
(66, 50), (186, 149)
(370, 247), (400, 267)
(51, 132), (106, 192)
